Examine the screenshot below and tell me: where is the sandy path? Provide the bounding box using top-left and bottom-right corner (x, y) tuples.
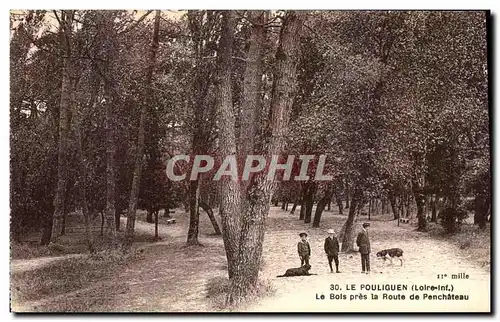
(12, 207), (490, 312)
(246, 210), (490, 312)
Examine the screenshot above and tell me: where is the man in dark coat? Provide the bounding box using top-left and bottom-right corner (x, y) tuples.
(356, 222), (371, 274)
(324, 229), (340, 273)
(298, 232), (311, 266)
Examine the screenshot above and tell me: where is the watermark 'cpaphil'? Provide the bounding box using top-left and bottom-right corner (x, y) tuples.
(166, 154), (334, 182)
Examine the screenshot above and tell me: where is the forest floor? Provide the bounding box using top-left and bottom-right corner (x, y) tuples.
(10, 206), (490, 312)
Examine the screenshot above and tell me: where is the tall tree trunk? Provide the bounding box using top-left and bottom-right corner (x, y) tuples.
(431, 194), (437, 222)
(345, 187), (350, 209)
(154, 210), (159, 240)
(75, 107), (94, 253)
(312, 185), (333, 227)
(238, 10), (264, 157)
(412, 151), (427, 231)
(290, 198), (298, 214)
(214, 10), (241, 280)
(217, 11), (305, 305)
(475, 190), (489, 230)
(335, 184), (344, 215)
(104, 89), (117, 244)
(186, 11), (217, 246)
(146, 209), (154, 223)
(199, 199), (222, 235)
(304, 182), (316, 224)
(115, 208), (121, 231)
(124, 10), (161, 249)
(298, 184), (307, 219)
(186, 180), (201, 245)
(341, 187), (362, 252)
(50, 11), (73, 243)
(388, 190), (398, 220)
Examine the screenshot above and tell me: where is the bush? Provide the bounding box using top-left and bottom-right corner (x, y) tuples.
(438, 207), (468, 234)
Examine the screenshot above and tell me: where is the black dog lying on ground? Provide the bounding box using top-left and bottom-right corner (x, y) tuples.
(376, 248), (404, 266)
(277, 264), (317, 277)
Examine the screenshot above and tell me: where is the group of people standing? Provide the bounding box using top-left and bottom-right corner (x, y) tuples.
(297, 222), (372, 274)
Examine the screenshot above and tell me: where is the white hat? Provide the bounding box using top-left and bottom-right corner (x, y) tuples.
(327, 229), (335, 234)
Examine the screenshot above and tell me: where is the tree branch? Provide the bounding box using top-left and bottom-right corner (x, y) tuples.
(119, 10), (153, 35)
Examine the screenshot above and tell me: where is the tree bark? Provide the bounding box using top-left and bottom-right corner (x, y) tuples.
(239, 10), (265, 158)
(431, 194), (437, 222)
(290, 199), (298, 214)
(51, 11), (73, 243)
(312, 185), (333, 227)
(104, 85), (117, 244)
(199, 199), (222, 235)
(388, 190), (398, 220)
(341, 187), (362, 252)
(154, 210), (159, 240)
(217, 11), (305, 305)
(75, 108), (94, 253)
(124, 10), (161, 249)
(304, 182), (316, 224)
(345, 187), (350, 209)
(412, 152), (427, 231)
(214, 10), (241, 280)
(186, 180), (201, 245)
(146, 209), (154, 223)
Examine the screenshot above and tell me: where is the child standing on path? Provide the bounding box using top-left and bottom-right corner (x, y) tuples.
(298, 232), (311, 266)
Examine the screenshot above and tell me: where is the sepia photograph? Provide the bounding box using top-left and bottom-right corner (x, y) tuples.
(9, 8), (491, 313)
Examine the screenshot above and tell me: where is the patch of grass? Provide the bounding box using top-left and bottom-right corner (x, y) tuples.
(428, 222), (490, 271)
(10, 249), (143, 307)
(206, 276), (276, 311)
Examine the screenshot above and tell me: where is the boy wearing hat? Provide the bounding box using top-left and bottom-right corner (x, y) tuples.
(298, 232), (311, 266)
(356, 222), (371, 274)
(324, 229), (340, 273)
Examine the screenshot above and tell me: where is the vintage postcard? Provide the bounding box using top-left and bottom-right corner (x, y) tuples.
(9, 9), (491, 313)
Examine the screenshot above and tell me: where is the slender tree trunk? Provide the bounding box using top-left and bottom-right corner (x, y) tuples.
(298, 184), (307, 219)
(304, 182), (316, 224)
(154, 210), (159, 240)
(345, 187), (350, 209)
(475, 191), (489, 230)
(40, 219), (53, 246)
(335, 185), (344, 215)
(341, 187), (362, 252)
(389, 190), (398, 220)
(146, 209), (154, 223)
(412, 152), (427, 231)
(104, 87), (117, 244)
(312, 185), (333, 227)
(75, 110), (94, 253)
(187, 180), (201, 245)
(239, 10), (264, 157)
(368, 199), (372, 220)
(199, 199), (222, 235)
(290, 198), (298, 214)
(431, 194), (437, 222)
(124, 10), (161, 249)
(51, 11), (73, 243)
(61, 204), (67, 236)
(115, 208), (121, 231)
